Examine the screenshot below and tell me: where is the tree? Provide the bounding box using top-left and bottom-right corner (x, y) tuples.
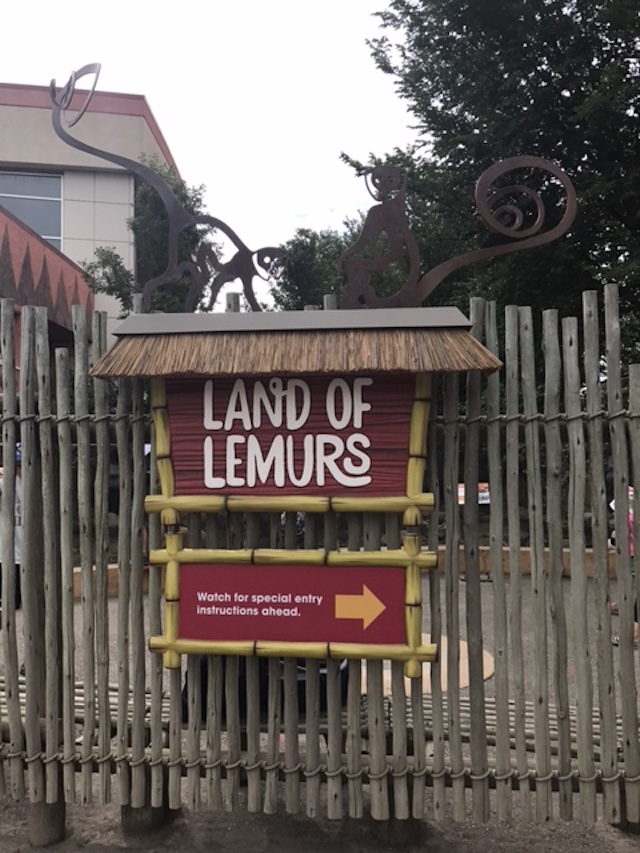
(364, 0), (640, 332)
(82, 246), (136, 316)
(271, 224), (364, 311)
(83, 155), (216, 315)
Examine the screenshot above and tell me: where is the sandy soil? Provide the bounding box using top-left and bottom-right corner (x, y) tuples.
(1, 797), (640, 853)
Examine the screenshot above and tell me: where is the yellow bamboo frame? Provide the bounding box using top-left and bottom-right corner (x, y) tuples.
(148, 373), (438, 676)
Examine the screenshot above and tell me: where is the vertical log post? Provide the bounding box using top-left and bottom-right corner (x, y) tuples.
(542, 310), (572, 820)
(505, 306), (530, 818)
(583, 291), (620, 825)
(519, 307), (551, 821)
(605, 284), (640, 824)
(486, 301), (512, 821)
(563, 317), (597, 820)
(1, 300), (25, 800)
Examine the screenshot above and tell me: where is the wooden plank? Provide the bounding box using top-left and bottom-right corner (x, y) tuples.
(168, 667), (182, 810)
(583, 290), (621, 824)
(20, 307), (45, 806)
(263, 658), (281, 815)
(184, 515), (202, 811)
(283, 658), (300, 814)
(464, 297), (489, 822)
(505, 306), (530, 820)
(91, 311), (112, 805)
(486, 300), (511, 822)
(426, 413), (444, 821)
(54, 347), (76, 803)
(204, 655), (224, 810)
(224, 656), (241, 812)
(304, 519), (322, 818)
(185, 654), (202, 810)
(115, 379), (132, 807)
(130, 378), (148, 810)
(1, 301), (25, 799)
(443, 372), (465, 820)
(562, 316), (597, 820)
(73, 306), (95, 804)
(364, 512), (388, 822)
(36, 308), (60, 806)
(147, 438), (166, 810)
(542, 309), (573, 820)
(606, 281), (640, 822)
(279, 511), (300, 815)
(245, 518), (262, 814)
(367, 659), (389, 821)
(519, 307), (551, 821)
(391, 660), (409, 820)
(342, 510), (363, 818)
(346, 660), (364, 818)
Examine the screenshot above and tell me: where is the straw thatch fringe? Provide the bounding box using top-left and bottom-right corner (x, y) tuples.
(91, 329), (502, 378)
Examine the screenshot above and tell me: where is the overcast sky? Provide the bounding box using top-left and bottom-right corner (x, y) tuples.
(2, 0), (416, 250)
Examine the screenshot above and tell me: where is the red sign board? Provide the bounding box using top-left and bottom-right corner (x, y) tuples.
(165, 374), (414, 497)
(179, 563), (406, 645)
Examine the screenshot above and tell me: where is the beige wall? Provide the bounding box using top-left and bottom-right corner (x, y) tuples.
(0, 104), (169, 172)
(0, 98), (175, 335)
(63, 171), (134, 266)
(62, 170), (135, 333)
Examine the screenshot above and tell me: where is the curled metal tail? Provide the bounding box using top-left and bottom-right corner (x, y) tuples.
(340, 156), (577, 309)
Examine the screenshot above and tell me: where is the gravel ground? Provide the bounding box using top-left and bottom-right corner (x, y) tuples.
(1, 795), (640, 853)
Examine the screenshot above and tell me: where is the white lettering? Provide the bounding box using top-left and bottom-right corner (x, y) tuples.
(200, 376), (378, 491)
(353, 377), (373, 428)
(203, 437), (226, 488)
(246, 434), (285, 487)
(343, 434), (372, 484)
(286, 434), (314, 487)
(224, 380), (252, 430)
(286, 379), (311, 430)
(253, 378), (283, 428)
(203, 380), (223, 430)
(326, 378), (352, 429)
(315, 434), (344, 486)
(226, 435), (245, 486)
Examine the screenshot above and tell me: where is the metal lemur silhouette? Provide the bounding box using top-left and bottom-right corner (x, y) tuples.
(49, 63), (285, 312)
(338, 158), (577, 309)
(51, 64), (576, 314)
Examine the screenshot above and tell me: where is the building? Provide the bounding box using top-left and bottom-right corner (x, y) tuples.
(0, 80), (178, 337)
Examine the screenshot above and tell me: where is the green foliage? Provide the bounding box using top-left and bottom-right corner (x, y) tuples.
(82, 155), (215, 314)
(270, 226), (355, 311)
(81, 246), (135, 318)
(366, 0), (640, 336)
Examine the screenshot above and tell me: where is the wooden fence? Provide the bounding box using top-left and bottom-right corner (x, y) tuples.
(0, 286), (638, 827)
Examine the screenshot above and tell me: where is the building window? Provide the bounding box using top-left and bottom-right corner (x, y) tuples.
(0, 172), (62, 251)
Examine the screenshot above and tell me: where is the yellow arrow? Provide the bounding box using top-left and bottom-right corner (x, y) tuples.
(335, 585), (386, 630)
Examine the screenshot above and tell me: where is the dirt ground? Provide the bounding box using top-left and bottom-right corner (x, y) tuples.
(1, 797), (640, 853)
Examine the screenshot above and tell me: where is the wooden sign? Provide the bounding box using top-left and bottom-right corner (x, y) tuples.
(165, 374), (414, 497)
(147, 370), (437, 675)
(179, 563), (406, 645)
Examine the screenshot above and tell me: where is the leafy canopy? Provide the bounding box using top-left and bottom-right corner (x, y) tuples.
(271, 225), (357, 312)
(366, 0), (640, 322)
(276, 1), (640, 337)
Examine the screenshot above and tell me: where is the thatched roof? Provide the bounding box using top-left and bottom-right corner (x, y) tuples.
(91, 307), (502, 378)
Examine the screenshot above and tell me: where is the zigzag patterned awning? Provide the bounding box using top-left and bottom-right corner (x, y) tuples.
(0, 205), (94, 331)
